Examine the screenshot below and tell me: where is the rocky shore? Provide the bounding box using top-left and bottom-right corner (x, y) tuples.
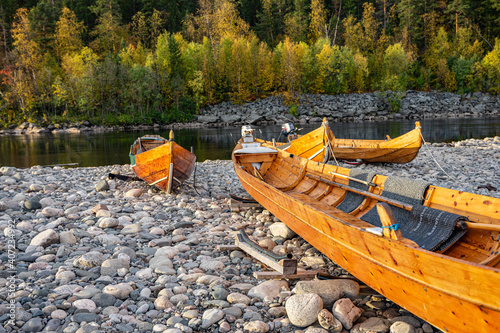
(2, 91), (500, 136)
(0, 137), (499, 333)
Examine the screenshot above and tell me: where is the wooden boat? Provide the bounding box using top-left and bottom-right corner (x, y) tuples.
(232, 132), (500, 332)
(261, 119), (422, 163)
(129, 131), (196, 193)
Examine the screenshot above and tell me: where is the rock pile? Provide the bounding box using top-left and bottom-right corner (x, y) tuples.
(197, 91), (500, 126)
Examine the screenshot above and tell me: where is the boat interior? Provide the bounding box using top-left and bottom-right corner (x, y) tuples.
(130, 135), (168, 155)
(233, 143), (500, 268)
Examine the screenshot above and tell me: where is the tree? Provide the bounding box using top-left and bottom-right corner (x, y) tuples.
(309, 0), (327, 43)
(56, 7), (85, 59)
(446, 0), (470, 35)
(11, 8), (43, 117)
(29, 0), (63, 52)
(482, 38), (500, 93)
(90, 0), (123, 54)
(131, 11), (147, 47)
(382, 43), (407, 91)
(284, 0), (308, 42)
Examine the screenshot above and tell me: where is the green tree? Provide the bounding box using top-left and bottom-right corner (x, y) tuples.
(446, 0), (470, 35)
(56, 7), (85, 59)
(90, 0), (122, 54)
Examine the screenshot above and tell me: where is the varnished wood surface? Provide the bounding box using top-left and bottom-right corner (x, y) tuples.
(261, 121), (422, 163)
(232, 142), (500, 333)
(131, 136), (196, 192)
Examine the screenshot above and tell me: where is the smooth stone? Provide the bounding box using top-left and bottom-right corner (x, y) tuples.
(73, 252), (104, 268)
(268, 306), (286, 317)
(200, 260), (225, 271)
(155, 246), (179, 259)
(318, 309), (342, 332)
(154, 296), (173, 310)
(243, 320), (270, 332)
(91, 293), (116, 308)
(30, 229), (59, 247)
(42, 207), (63, 217)
(73, 299), (97, 312)
(390, 321), (417, 333)
(121, 224), (142, 234)
(21, 317), (44, 332)
(100, 258), (129, 276)
(332, 298), (363, 330)
(95, 180), (109, 192)
(124, 189), (142, 198)
(248, 280), (289, 300)
(357, 317), (391, 333)
(99, 218), (119, 228)
(285, 293), (323, 327)
(305, 327), (329, 333)
(71, 312), (97, 323)
(269, 222), (296, 239)
(227, 292), (250, 305)
(294, 279), (359, 308)
(201, 308), (224, 329)
(24, 199), (42, 211)
(59, 231), (78, 244)
(102, 283), (133, 299)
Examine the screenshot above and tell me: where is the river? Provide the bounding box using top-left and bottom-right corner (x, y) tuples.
(1, 117), (499, 168)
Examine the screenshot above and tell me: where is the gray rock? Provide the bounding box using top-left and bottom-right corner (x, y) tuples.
(23, 199), (42, 211)
(248, 280), (289, 300)
(95, 180), (109, 192)
(21, 317), (44, 332)
(357, 317), (391, 333)
(390, 321), (417, 333)
(294, 279), (359, 308)
(285, 293), (323, 327)
(30, 229), (59, 247)
(332, 298), (363, 330)
(201, 308), (224, 328)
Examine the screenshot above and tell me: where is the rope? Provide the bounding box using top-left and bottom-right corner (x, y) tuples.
(418, 130), (456, 181)
(192, 156), (200, 195)
(323, 123), (339, 166)
(381, 224), (400, 231)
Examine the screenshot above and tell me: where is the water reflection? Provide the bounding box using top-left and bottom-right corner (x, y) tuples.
(1, 116), (499, 168)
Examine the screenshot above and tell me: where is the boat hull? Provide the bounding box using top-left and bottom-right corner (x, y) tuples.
(269, 121), (422, 164)
(132, 139), (195, 193)
(233, 149), (500, 333)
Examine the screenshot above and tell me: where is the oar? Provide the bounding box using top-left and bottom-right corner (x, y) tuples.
(329, 171), (378, 188)
(306, 173), (500, 232)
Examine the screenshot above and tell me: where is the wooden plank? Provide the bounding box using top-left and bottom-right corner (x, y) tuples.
(235, 234), (297, 275)
(229, 199), (261, 212)
(217, 245), (241, 251)
(253, 270), (320, 280)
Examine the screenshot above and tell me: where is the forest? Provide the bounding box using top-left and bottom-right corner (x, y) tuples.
(1, 0), (500, 127)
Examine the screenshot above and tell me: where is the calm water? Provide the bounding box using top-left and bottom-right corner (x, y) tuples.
(1, 117), (499, 168)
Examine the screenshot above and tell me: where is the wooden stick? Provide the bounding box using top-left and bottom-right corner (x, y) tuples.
(307, 173), (500, 232)
(329, 171), (378, 187)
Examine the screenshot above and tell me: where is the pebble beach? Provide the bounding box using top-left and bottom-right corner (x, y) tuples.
(0, 137), (499, 333)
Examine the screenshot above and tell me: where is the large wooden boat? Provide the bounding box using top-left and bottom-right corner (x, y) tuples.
(129, 132), (196, 193)
(262, 119), (422, 164)
(232, 134), (500, 332)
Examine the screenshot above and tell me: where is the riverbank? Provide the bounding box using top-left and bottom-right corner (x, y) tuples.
(0, 137), (499, 333)
(2, 91), (500, 136)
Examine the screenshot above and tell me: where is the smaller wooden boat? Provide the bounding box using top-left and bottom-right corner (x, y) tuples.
(262, 119), (422, 164)
(129, 131), (196, 193)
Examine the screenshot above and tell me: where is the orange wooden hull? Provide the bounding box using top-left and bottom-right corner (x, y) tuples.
(130, 136), (196, 193)
(232, 144), (500, 332)
(262, 121), (422, 164)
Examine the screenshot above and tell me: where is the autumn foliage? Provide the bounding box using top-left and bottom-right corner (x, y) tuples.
(0, 0), (499, 127)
